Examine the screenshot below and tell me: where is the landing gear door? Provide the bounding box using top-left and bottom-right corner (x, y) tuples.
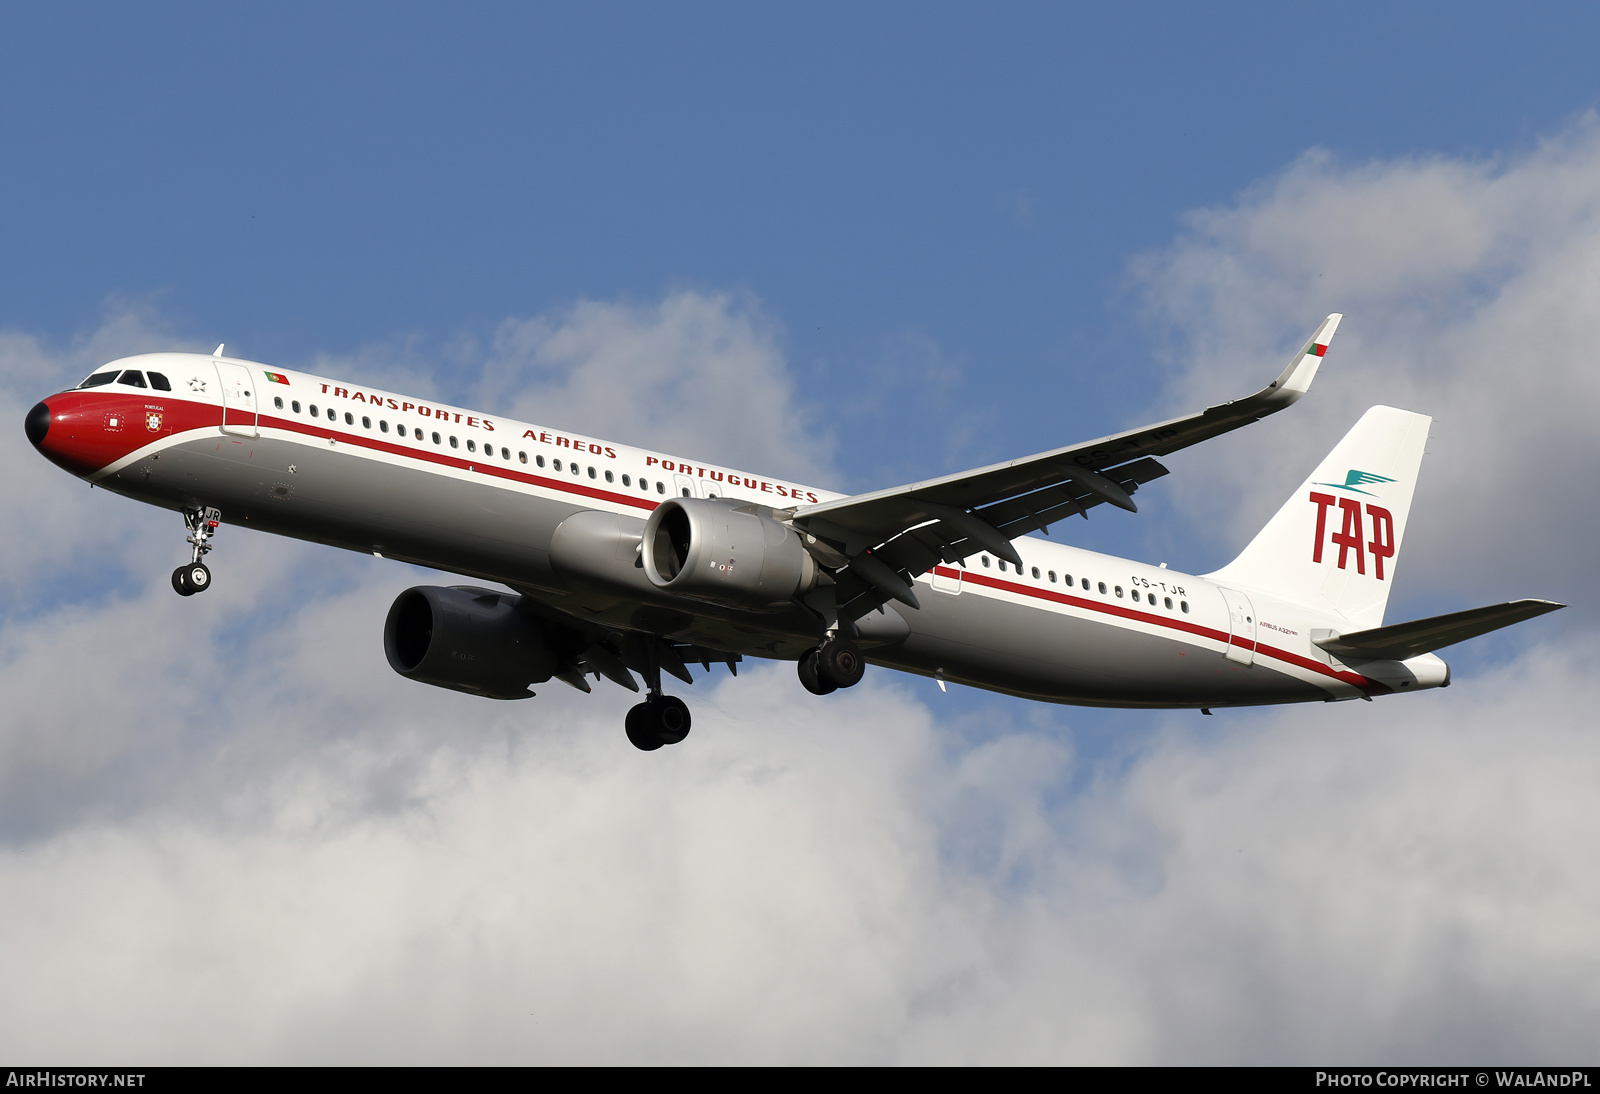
(1219, 586), (1256, 665)
(215, 361), (258, 438)
(930, 563), (963, 595)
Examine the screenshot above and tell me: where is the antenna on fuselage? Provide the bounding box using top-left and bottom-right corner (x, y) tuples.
(213, 344), (225, 357)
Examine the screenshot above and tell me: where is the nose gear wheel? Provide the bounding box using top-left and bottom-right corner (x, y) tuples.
(171, 562), (212, 596)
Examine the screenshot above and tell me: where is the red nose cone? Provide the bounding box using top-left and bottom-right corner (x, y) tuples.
(27, 392), (137, 477)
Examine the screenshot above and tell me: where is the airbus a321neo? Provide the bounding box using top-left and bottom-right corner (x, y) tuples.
(25, 315), (1562, 749)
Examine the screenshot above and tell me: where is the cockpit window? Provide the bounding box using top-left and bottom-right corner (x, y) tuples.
(147, 372), (172, 391)
(78, 370), (120, 389)
(118, 370), (148, 389)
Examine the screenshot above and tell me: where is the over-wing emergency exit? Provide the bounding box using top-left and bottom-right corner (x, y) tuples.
(24, 317), (1562, 749)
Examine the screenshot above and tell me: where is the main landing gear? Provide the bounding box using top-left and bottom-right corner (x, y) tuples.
(171, 507), (219, 597)
(625, 644), (692, 751)
(626, 695), (691, 752)
(798, 638), (866, 696)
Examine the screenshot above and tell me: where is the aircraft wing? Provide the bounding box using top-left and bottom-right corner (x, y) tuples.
(789, 314), (1343, 621)
(1313, 600), (1565, 661)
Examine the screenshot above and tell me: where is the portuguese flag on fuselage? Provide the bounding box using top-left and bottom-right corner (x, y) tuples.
(264, 371), (290, 385)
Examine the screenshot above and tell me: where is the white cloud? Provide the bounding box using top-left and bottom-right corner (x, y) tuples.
(1133, 117), (1600, 614)
(3, 635), (1597, 1063)
(474, 290), (834, 486)
(7, 168), (1600, 1063)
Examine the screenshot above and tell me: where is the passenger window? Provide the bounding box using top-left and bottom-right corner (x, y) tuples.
(1098, 582), (1107, 594)
(1164, 597), (1173, 610)
(519, 452), (528, 464)
(344, 412), (354, 425)
(1031, 566), (1040, 579)
(605, 470), (614, 483)
(380, 420), (389, 433)
(1148, 593), (1156, 605)
(274, 396), (283, 409)
(1048, 571), (1056, 582)
(327, 408), (336, 421)
(79, 370), (120, 388)
(553, 459), (562, 471)
(681, 487), (690, 496)
(537, 455), (546, 468)
(981, 556), (991, 568)
(501, 448), (510, 460)
(466, 439), (475, 453)
(622, 474), (631, 486)
(432, 432), (441, 445)
(1181, 601), (1189, 613)
(414, 428), (423, 440)
(309, 404), (318, 416)
(119, 370), (147, 388)
(1115, 586), (1124, 598)
(293, 401), (302, 413)
(589, 467), (597, 479)
(449, 436), (459, 448)
(147, 372), (172, 391)
(572, 464), (581, 477)
(362, 416), (371, 429)
(656, 482), (665, 494)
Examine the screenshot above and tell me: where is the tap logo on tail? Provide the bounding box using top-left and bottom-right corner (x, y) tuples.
(1309, 492), (1397, 579)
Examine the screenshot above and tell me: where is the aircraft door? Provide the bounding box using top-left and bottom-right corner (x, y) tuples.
(672, 473), (699, 498)
(1219, 586), (1257, 665)
(215, 361), (258, 438)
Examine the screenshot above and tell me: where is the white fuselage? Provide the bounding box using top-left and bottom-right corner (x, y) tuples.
(31, 352), (1449, 709)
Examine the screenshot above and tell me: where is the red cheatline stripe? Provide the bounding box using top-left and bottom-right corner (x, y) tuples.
(936, 566), (1386, 693)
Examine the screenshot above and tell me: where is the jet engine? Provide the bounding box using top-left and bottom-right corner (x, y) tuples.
(641, 497), (820, 610)
(383, 586), (558, 699)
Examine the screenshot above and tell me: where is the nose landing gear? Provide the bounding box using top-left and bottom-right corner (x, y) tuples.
(798, 638), (865, 695)
(171, 507), (220, 596)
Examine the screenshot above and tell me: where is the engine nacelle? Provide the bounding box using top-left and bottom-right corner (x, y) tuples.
(641, 497), (819, 610)
(383, 586), (558, 700)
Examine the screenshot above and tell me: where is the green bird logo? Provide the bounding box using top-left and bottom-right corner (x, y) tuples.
(1314, 469), (1395, 496)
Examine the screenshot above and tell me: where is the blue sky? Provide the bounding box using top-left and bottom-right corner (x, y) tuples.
(7, 3), (1598, 451)
(4, 3), (1600, 1064)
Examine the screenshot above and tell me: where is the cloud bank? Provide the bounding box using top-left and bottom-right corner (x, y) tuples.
(5, 114), (1600, 1062)
(1136, 118), (1600, 618)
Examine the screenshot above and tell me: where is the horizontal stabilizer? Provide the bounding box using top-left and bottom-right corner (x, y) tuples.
(1313, 599), (1564, 661)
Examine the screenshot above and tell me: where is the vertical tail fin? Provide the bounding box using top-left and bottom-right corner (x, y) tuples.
(1205, 405), (1431, 629)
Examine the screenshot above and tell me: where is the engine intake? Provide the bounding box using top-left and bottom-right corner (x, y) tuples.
(383, 586), (558, 700)
(641, 498), (819, 610)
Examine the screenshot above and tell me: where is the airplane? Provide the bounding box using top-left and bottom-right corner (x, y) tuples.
(24, 316), (1563, 750)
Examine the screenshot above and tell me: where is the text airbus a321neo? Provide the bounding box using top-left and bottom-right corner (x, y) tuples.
(25, 316), (1561, 749)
